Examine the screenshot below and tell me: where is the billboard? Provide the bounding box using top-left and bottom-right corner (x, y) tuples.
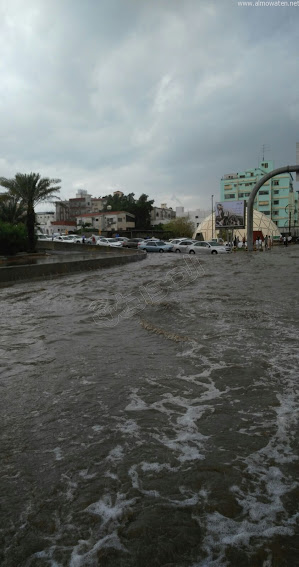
(215, 201), (246, 229)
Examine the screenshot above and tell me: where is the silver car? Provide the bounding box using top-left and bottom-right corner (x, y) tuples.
(172, 240), (197, 253)
(187, 241), (229, 255)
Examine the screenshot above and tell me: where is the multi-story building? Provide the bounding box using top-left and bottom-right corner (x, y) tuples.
(220, 161), (298, 232)
(175, 206), (210, 229)
(151, 203), (176, 226)
(55, 189), (93, 221)
(76, 211), (135, 233)
(36, 211), (55, 234)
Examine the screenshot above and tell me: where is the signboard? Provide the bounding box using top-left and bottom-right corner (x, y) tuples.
(215, 200), (246, 229)
(296, 142), (299, 182)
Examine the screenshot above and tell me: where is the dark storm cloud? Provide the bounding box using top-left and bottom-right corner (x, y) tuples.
(0, 0), (298, 209)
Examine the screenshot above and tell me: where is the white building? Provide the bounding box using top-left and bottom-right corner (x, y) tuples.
(76, 211), (135, 233)
(176, 207), (210, 229)
(36, 212), (55, 234)
(151, 204), (176, 226)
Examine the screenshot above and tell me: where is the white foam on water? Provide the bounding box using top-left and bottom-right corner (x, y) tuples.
(53, 447), (63, 461)
(140, 461), (178, 474)
(34, 547), (62, 567)
(104, 471), (119, 480)
(91, 424), (103, 432)
(115, 418), (141, 437)
(85, 492), (137, 527)
(125, 389), (149, 411)
(78, 469), (97, 480)
(70, 532), (127, 567)
(128, 464), (160, 497)
(106, 445), (124, 463)
(192, 360), (298, 566)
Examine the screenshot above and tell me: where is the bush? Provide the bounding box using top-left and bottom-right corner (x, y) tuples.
(0, 221), (29, 255)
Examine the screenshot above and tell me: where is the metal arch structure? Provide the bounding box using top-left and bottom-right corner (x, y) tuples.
(246, 165), (299, 251)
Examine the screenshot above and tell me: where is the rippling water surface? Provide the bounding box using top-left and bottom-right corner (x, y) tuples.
(0, 248), (298, 566)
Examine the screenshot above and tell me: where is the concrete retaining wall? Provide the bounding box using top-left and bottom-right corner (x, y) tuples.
(0, 251), (145, 284)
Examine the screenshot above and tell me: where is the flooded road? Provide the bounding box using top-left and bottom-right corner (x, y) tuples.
(0, 248), (298, 566)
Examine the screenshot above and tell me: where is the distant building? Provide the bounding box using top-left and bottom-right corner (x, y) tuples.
(50, 220), (77, 235)
(36, 212), (55, 234)
(76, 211), (135, 233)
(91, 197), (106, 213)
(220, 161), (298, 232)
(151, 204), (176, 226)
(55, 189), (93, 221)
(175, 206), (210, 228)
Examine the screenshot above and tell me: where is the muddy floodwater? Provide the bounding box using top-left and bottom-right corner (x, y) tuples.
(0, 248), (298, 567)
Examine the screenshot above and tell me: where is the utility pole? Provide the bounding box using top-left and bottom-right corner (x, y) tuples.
(211, 194), (214, 239)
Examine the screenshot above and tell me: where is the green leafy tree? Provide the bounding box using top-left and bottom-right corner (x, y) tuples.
(163, 216), (195, 238)
(0, 221), (28, 255)
(0, 195), (26, 224)
(132, 194), (154, 229)
(0, 173), (61, 251)
(103, 192), (154, 229)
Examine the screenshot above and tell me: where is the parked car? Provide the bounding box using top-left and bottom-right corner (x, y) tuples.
(169, 238), (190, 244)
(114, 237), (129, 243)
(53, 235), (76, 242)
(207, 241), (231, 252)
(187, 241), (229, 254)
(37, 234), (52, 241)
(172, 240), (197, 253)
(138, 240), (174, 253)
(96, 238), (123, 247)
(122, 238), (145, 248)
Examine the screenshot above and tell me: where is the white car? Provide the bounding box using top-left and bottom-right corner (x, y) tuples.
(54, 235), (79, 243)
(172, 239), (198, 253)
(187, 241), (229, 255)
(96, 238), (123, 247)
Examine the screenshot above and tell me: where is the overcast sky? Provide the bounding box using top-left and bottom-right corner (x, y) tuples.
(1, 0), (298, 211)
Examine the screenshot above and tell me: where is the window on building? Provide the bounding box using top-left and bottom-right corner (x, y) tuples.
(250, 172), (254, 176)
(273, 180), (279, 186)
(239, 193), (244, 198)
(245, 192), (251, 197)
(273, 211), (279, 215)
(259, 201), (269, 206)
(274, 190), (279, 194)
(263, 211), (270, 215)
(224, 184), (232, 190)
(224, 194), (235, 199)
(273, 200), (279, 205)
(261, 163), (268, 168)
(118, 218), (122, 222)
(239, 175), (245, 178)
(259, 191), (269, 195)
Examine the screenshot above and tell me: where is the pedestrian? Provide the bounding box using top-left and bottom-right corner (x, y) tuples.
(242, 235), (246, 247)
(82, 234), (86, 244)
(268, 236), (271, 250)
(264, 235), (268, 251)
(255, 237), (259, 251)
(258, 237), (263, 251)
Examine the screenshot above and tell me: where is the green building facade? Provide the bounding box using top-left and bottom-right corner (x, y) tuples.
(220, 160), (298, 233)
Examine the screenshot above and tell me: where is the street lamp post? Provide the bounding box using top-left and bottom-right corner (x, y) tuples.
(211, 195), (214, 239)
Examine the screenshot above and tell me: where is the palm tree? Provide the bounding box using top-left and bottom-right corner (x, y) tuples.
(0, 173), (61, 251)
(0, 195), (26, 224)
